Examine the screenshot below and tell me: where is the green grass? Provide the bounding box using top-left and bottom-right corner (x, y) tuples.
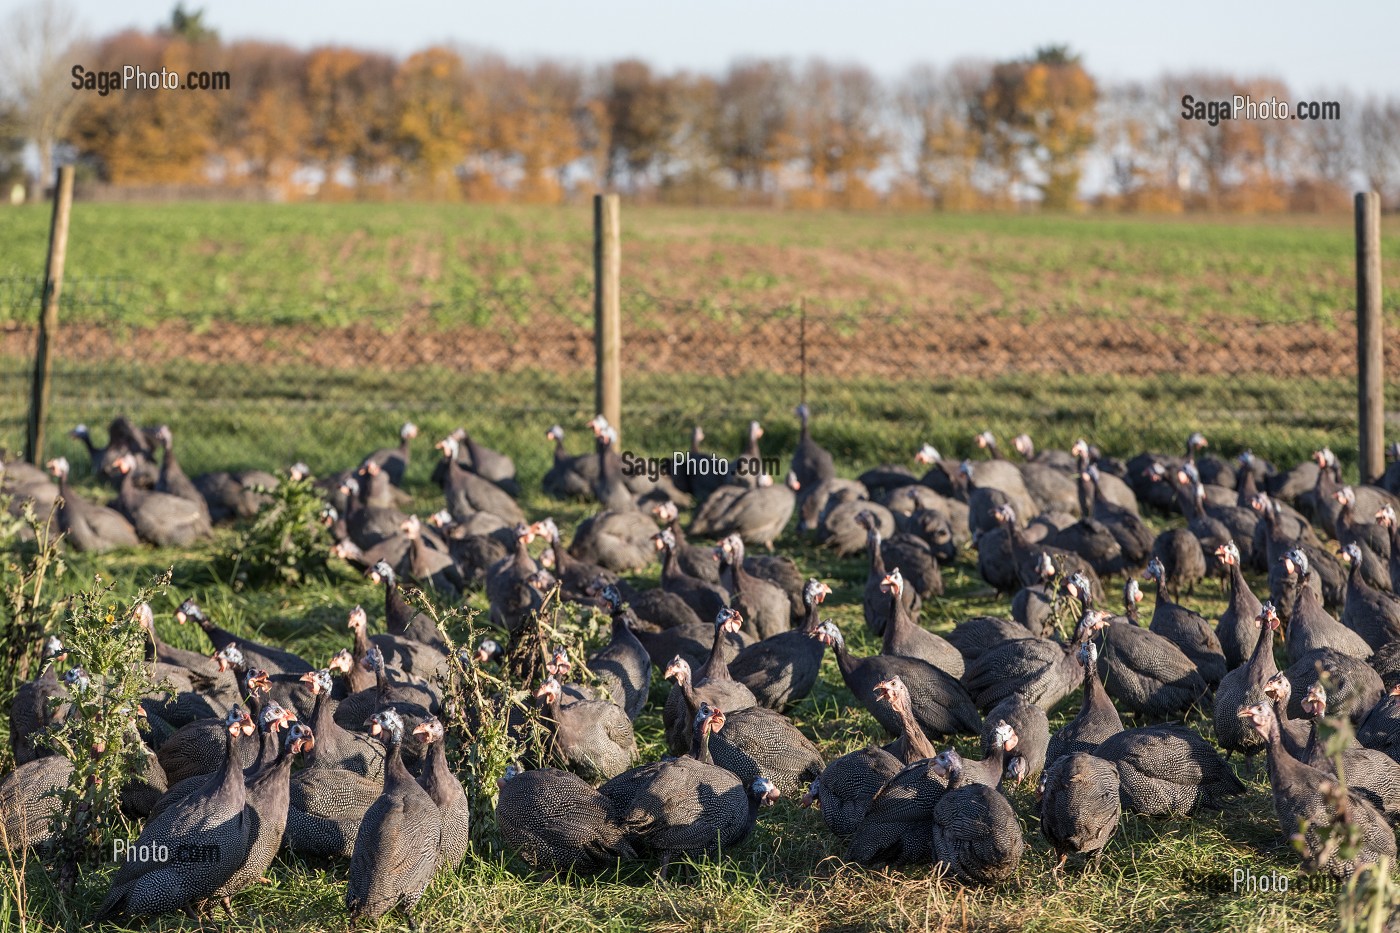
(0, 203), (1396, 327)
(0, 379), (1363, 933)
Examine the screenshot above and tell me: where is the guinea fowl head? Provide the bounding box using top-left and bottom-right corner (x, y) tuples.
(932, 748), (963, 780)
(914, 443), (941, 465)
(1340, 543), (1364, 568)
(975, 430), (996, 451)
(412, 717), (445, 745)
(361, 460), (381, 479)
(366, 708), (405, 743)
(45, 456), (70, 479)
(338, 475), (361, 499)
(1034, 771), (1050, 802)
(1187, 432), (1208, 455)
(226, 705), (256, 737)
(1070, 438), (1090, 460)
(992, 720), (1018, 752)
(800, 778), (821, 809)
(472, 638), (503, 664)
(259, 701), (297, 735)
(513, 523), (536, 545)
(527, 569), (556, 593)
(1237, 701), (1274, 736)
(1076, 609), (1108, 641)
(803, 579), (832, 608)
(1034, 551), (1055, 583)
(287, 723), (315, 756)
(1377, 505), (1398, 529)
(545, 424), (564, 443)
(598, 426), (618, 448)
(715, 607), (744, 635)
(213, 643), (245, 673)
(599, 585), (624, 613)
(497, 764), (520, 790)
(1144, 558), (1166, 587)
(399, 515), (422, 539)
(1313, 447), (1337, 469)
(42, 635), (66, 662)
(1065, 572), (1094, 608)
(368, 561), (395, 586)
(652, 530), (676, 554)
(299, 669), (334, 696)
(750, 777), (781, 807)
(1302, 683), (1328, 719)
(1334, 486), (1357, 506)
(1013, 434), (1034, 458)
(872, 676), (907, 708)
(244, 668), (273, 698)
(795, 403), (810, 422)
(132, 602), (154, 634)
(360, 646), (386, 677)
(175, 599), (204, 625)
(1282, 549), (1310, 579)
(664, 655), (691, 685)
(426, 509), (455, 529)
(534, 677), (564, 706)
(695, 702), (725, 735)
(1005, 755), (1029, 785)
(880, 569), (904, 597)
(68, 424), (89, 440)
(62, 667), (90, 693)
(546, 646), (572, 679)
(328, 649), (354, 674)
(748, 421), (763, 442)
(320, 505), (340, 528)
(813, 619), (843, 648)
(1143, 462), (1168, 484)
(435, 435), (460, 460)
(651, 501), (680, 525)
(399, 422), (418, 441)
(1262, 672), (1292, 703)
(346, 605), (368, 632)
(1077, 639), (1098, 668)
(154, 424), (174, 449)
(532, 518), (561, 543)
(289, 462), (311, 481)
(1122, 577), (1142, 608)
(992, 503), (1016, 526)
(1257, 602), (1281, 633)
(587, 415), (610, 437)
(1215, 542), (1241, 567)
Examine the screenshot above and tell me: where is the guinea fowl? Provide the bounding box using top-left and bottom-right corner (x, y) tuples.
(819, 619), (981, 739)
(295, 669), (384, 777)
(1142, 558), (1226, 687)
(570, 501), (660, 574)
(1045, 642), (1124, 767)
(435, 426), (518, 495)
(1339, 543), (1400, 650)
(533, 676), (637, 782)
(0, 754), (74, 849)
(334, 646), (436, 730)
(670, 425), (730, 505)
(727, 579), (831, 709)
(541, 424), (598, 500)
(804, 676), (931, 837)
(1148, 527), (1206, 601)
(709, 473), (799, 551)
(845, 752), (948, 867)
(486, 523), (545, 637)
(346, 710), (442, 928)
(436, 434), (525, 524)
(858, 510), (919, 636)
(1038, 751), (1120, 876)
(1281, 649), (1382, 724)
(496, 765), (635, 873)
(662, 608), (757, 754)
(878, 569), (962, 678)
(673, 685), (823, 796)
(717, 534), (790, 640)
(1215, 542), (1264, 670)
(367, 560), (445, 653)
(340, 467), (409, 548)
(790, 403), (836, 489)
(963, 609), (1106, 713)
(649, 500), (720, 583)
(1331, 487), (1391, 589)
(1281, 549), (1372, 663)
(1014, 433), (1078, 473)
(398, 515), (463, 598)
(797, 474), (868, 535)
(969, 435), (1041, 516)
(10, 636), (67, 765)
(814, 496), (893, 558)
(360, 421), (418, 487)
(70, 417), (157, 485)
(177, 598), (311, 677)
(1213, 604), (1282, 758)
(1239, 702), (1396, 878)
(96, 706), (255, 921)
(1095, 724), (1244, 817)
(1071, 440), (1141, 515)
(933, 724), (1018, 789)
(151, 425), (211, 523)
(156, 657), (267, 785)
(585, 585), (651, 720)
(1359, 683), (1400, 758)
(1077, 576), (1207, 721)
(601, 704), (778, 878)
(212, 722), (314, 914)
(1005, 434), (1080, 515)
(413, 717), (470, 871)
(1289, 682), (1400, 824)
(928, 748), (1025, 885)
(983, 694), (1050, 781)
(45, 456), (139, 552)
(655, 529), (728, 621)
(286, 744), (383, 859)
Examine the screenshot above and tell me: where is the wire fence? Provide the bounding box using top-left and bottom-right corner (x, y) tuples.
(0, 272), (1389, 485)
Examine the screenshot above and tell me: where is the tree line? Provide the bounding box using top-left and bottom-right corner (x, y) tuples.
(3, 7), (1398, 211)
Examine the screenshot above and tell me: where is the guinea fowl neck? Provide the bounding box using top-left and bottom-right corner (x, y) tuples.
(1236, 465), (1259, 503)
(306, 692), (333, 767)
(1077, 474), (1095, 517)
(800, 596), (822, 636)
(1246, 620), (1278, 683)
(384, 733), (411, 790)
(893, 697), (935, 763)
(689, 717), (715, 765)
(867, 527), (885, 575)
(658, 542), (681, 580)
(217, 726), (248, 801)
(701, 625), (735, 682)
(1081, 657), (1112, 719)
(512, 534), (534, 573)
(881, 589), (911, 654)
(383, 580), (413, 634)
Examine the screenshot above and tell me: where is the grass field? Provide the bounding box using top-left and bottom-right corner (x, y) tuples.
(0, 202), (1395, 931)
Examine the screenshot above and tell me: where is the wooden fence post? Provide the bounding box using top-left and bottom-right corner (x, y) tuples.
(26, 165), (75, 465)
(594, 193), (621, 439)
(1357, 191), (1384, 484)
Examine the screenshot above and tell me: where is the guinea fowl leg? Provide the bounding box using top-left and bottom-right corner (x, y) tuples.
(658, 851), (672, 881)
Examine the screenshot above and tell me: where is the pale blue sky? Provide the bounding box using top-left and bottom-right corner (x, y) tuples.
(7, 0), (1398, 96)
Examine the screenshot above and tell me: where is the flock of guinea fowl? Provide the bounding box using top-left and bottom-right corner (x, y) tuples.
(5, 406), (1400, 926)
